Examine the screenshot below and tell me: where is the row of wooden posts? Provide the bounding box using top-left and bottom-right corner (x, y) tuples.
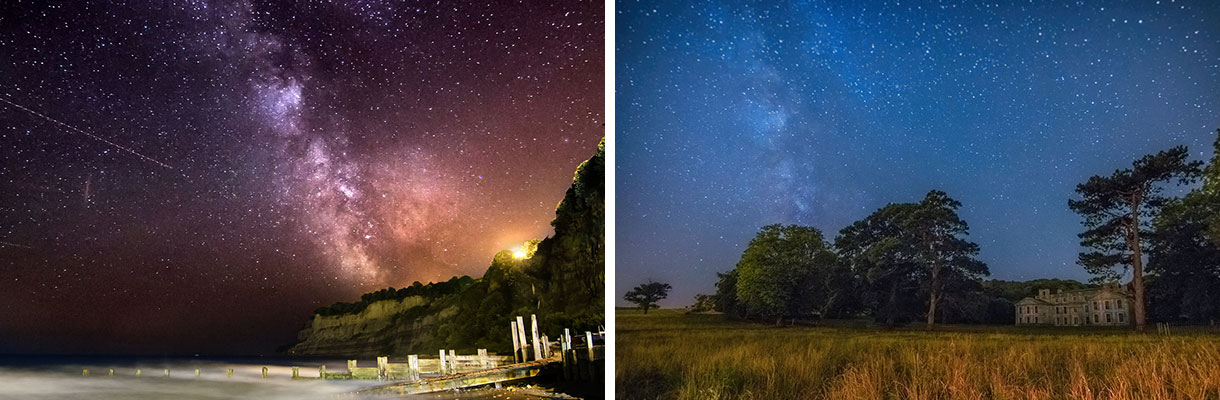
(509, 314), (603, 381)
(81, 314), (602, 385)
(83, 368), (244, 378)
(80, 350), (507, 381)
(510, 314), (551, 362)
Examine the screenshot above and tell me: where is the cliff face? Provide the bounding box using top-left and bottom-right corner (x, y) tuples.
(286, 140), (604, 357)
(289, 296), (458, 357)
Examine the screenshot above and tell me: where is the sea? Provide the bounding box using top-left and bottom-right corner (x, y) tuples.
(0, 355), (564, 399)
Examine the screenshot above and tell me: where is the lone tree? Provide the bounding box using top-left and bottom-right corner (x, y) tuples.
(1069, 146), (1202, 331)
(624, 281), (671, 314)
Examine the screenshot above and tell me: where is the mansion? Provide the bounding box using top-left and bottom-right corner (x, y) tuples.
(1015, 284), (1133, 326)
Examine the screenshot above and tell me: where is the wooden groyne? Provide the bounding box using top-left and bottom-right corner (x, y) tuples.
(74, 314), (604, 396)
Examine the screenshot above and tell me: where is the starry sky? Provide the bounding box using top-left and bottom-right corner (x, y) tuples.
(617, 0), (1220, 307)
(0, 0), (602, 355)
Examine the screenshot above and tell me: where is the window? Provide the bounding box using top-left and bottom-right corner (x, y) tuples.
(1105, 300), (1112, 310)
(1074, 317), (1079, 325)
(1035, 306), (1039, 313)
(1118, 313), (1125, 322)
(1116, 299), (1122, 308)
(1094, 315), (1099, 323)
(1106, 314), (1112, 323)
(1094, 301), (1099, 310)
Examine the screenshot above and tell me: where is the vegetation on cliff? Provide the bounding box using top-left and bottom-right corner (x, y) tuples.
(292, 139), (605, 355)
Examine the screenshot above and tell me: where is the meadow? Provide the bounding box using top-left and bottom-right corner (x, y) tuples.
(616, 309), (1220, 400)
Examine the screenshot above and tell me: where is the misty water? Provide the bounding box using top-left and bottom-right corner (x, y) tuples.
(0, 356), (558, 399)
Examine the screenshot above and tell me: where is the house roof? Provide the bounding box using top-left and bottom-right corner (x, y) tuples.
(1015, 297), (1051, 305)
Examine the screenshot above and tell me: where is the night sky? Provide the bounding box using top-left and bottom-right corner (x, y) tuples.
(617, 1), (1220, 307)
(0, 0), (602, 355)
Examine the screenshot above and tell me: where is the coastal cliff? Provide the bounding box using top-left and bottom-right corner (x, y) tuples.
(286, 139), (604, 357)
(289, 296), (456, 357)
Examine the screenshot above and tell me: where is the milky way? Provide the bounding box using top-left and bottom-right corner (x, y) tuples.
(0, 0), (601, 354)
(617, 0), (1219, 307)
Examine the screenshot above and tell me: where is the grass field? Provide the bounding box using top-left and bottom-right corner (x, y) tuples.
(616, 309), (1220, 400)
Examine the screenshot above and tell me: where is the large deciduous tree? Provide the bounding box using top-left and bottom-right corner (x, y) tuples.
(836, 203), (923, 326)
(1069, 146), (1202, 331)
(835, 191), (987, 327)
(624, 281), (671, 314)
(907, 191), (988, 326)
(735, 224), (838, 325)
(1148, 131), (1220, 323)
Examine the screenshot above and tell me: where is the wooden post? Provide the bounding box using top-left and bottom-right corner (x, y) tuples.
(407, 354), (420, 380)
(530, 314), (542, 361)
(194, 369), (200, 378)
(347, 360), (357, 373)
(561, 329), (570, 380)
(586, 331), (595, 380)
(562, 328), (573, 379)
(261, 366), (268, 379)
(448, 350), (457, 373)
(227, 368), (234, 378)
(377, 356), (388, 379)
(318, 365), (326, 379)
(291, 366), (299, 379)
(515, 316), (528, 361)
(478, 348), (489, 369)
(510, 320), (521, 363)
(541, 335), (550, 358)
(439, 349), (447, 374)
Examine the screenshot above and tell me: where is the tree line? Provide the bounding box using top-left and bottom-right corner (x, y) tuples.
(630, 130), (1220, 329)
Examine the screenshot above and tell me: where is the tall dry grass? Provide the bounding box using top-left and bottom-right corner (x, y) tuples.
(616, 309), (1220, 400)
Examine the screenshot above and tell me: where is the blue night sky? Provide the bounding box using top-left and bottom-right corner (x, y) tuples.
(616, 0), (1220, 307)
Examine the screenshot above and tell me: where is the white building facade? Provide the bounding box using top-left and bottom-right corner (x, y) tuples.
(1015, 284), (1133, 326)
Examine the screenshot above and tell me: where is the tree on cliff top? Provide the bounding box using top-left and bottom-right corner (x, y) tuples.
(534, 138), (605, 321)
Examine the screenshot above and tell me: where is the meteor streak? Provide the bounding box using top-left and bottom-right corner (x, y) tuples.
(0, 241), (34, 249)
(0, 95), (173, 169)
